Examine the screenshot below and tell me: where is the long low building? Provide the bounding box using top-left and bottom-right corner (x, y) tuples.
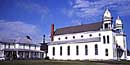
(0, 37), (44, 60)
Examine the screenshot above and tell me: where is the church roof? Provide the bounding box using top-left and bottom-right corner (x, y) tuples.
(54, 22), (103, 35)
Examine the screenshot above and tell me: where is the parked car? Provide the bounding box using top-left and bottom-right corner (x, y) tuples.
(0, 57), (5, 61)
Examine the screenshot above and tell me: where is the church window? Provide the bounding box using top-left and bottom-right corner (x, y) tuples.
(89, 34), (92, 37)
(65, 37), (68, 39)
(107, 35), (109, 44)
(52, 47), (55, 56)
(105, 49), (108, 56)
(85, 45), (88, 55)
(58, 38), (60, 40)
(67, 46), (70, 55)
(76, 45), (79, 55)
(99, 33), (101, 36)
(81, 35), (83, 38)
(95, 44), (98, 55)
(103, 36), (106, 44)
(73, 36), (75, 39)
(60, 46), (62, 56)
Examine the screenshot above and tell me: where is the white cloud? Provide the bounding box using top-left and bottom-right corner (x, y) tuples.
(67, 0), (130, 20)
(62, 8), (75, 18)
(71, 19), (82, 25)
(0, 20), (42, 43)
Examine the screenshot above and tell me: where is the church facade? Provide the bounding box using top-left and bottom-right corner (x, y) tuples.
(48, 9), (127, 60)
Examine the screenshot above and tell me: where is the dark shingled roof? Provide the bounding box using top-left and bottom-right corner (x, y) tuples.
(54, 22), (103, 35)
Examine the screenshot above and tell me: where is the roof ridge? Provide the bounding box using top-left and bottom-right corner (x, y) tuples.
(56, 22), (102, 30)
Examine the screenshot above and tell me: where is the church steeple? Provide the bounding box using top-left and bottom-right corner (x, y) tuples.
(103, 8), (113, 30)
(104, 8), (112, 20)
(115, 16), (123, 33)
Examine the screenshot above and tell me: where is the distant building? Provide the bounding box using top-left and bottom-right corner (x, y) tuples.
(48, 8), (128, 60)
(40, 35), (48, 58)
(40, 43), (48, 58)
(0, 36), (44, 60)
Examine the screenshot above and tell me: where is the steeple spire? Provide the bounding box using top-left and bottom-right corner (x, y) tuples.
(103, 8), (113, 30)
(104, 8), (112, 20)
(115, 16), (123, 32)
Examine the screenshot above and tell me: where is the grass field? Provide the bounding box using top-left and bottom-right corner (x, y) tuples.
(0, 60), (130, 65)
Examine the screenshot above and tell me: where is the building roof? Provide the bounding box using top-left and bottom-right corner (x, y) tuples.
(0, 37), (40, 46)
(54, 22), (103, 35)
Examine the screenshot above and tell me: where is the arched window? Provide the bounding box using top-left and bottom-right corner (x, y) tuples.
(60, 46), (62, 56)
(95, 44), (98, 55)
(105, 49), (108, 56)
(103, 36), (106, 44)
(76, 45), (79, 55)
(107, 35), (109, 44)
(85, 45), (88, 55)
(52, 47), (55, 56)
(67, 46), (70, 55)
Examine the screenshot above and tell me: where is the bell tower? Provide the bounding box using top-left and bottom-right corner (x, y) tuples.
(103, 8), (113, 30)
(115, 16), (123, 33)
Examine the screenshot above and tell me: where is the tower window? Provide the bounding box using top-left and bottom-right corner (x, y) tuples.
(95, 44), (98, 55)
(103, 36), (106, 44)
(107, 35), (109, 44)
(85, 45), (88, 55)
(105, 49), (108, 56)
(105, 23), (108, 29)
(52, 47), (55, 56)
(60, 46), (62, 56)
(67, 46), (70, 56)
(76, 45), (79, 55)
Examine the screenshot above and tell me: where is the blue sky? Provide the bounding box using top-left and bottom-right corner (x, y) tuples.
(0, 0), (130, 49)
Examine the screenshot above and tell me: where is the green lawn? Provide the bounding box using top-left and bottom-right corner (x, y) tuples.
(0, 60), (130, 65)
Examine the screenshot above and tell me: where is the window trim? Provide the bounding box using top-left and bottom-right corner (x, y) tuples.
(81, 35), (83, 38)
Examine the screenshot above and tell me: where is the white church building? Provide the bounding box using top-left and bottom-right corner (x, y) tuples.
(48, 8), (128, 60)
